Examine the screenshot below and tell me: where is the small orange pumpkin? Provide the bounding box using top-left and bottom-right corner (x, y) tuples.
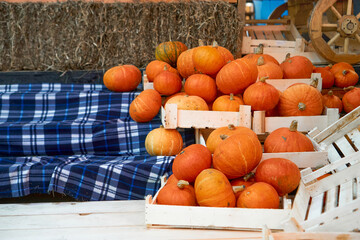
(313, 66), (334, 89)
(278, 84), (323, 116)
(172, 144), (212, 183)
(206, 124), (257, 154)
(177, 48), (198, 79)
(230, 173), (255, 199)
(264, 120), (315, 153)
(156, 180), (197, 206)
(213, 133), (262, 179)
(129, 89), (162, 123)
(145, 126), (183, 156)
(103, 65), (142, 92)
(255, 158), (301, 196)
(329, 62), (355, 75)
(237, 182), (279, 209)
(145, 60), (180, 82)
(212, 93), (244, 112)
(242, 44), (280, 65)
(322, 90), (343, 113)
(194, 168), (236, 207)
(333, 69), (359, 88)
(280, 54), (314, 79)
(257, 56), (283, 79)
(184, 74), (217, 103)
(342, 86), (360, 113)
(153, 66), (183, 96)
(193, 44), (225, 75)
(165, 94), (209, 111)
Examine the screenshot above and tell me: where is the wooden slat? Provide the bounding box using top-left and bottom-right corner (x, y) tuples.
(306, 194), (323, 221)
(324, 188), (337, 212)
(338, 181), (353, 207)
(254, 30), (266, 40)
(264, 31), (275, 40)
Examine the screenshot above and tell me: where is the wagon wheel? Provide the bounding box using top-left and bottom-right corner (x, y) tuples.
(309, 0), (360, 64)
(268, 2), (288, 20)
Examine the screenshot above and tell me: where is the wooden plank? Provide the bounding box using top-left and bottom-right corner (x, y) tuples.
(306, 194), (323, 225)
(264, 31), (275, 40)
(272, 232), (360, 240)
(287, 182), (311, 230)
(338, 181), (353, 207)
(346, 128), (360, 151)
(273, 31), (286, 40)
(254, 30), (266, 40)
(265, 73), (322, 92)
(324, 187), (337, 212)
(243, 25), (290, 32)
(246, 39), (296, 48)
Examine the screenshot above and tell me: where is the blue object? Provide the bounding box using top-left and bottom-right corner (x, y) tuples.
(253, 0), (287, 20)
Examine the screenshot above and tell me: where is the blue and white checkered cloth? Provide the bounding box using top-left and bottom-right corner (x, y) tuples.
(0, 84), (195, 200)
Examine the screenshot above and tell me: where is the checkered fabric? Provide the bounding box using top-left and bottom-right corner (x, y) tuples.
(0, 84), (195, 200)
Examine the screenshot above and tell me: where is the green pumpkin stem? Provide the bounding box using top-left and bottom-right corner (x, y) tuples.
(257, 56), (265, 66)
(343, 70), (349, 75)
(255, 44), (264, 54)
(220, 134), (229, 140)
(198, 39), (205, 46)
(298, 102), (306, 111)
(344, 86), (355, 91)
(177, 180), (190, 189)
(327, 90), (334, 96)
(230, 93), (234, 101)
(228, 124), (236, 130)
(289, 120), (298, 132)
(259, 76), (269, 83)
(243, 172), (255, 181)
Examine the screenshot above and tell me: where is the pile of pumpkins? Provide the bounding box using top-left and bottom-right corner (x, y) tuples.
(102, 40), (360, 208)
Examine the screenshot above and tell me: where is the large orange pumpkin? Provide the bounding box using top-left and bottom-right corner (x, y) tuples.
(156, 180), (197, 206)
(129, 89), (162, 123)
(237, 182), (280, 209)
(243, 77), (280, 111)
(278, 84), (323, 116)
(145, 126), (183, 156)
(213, 133), (262, 179)
(257, 56), (283, 79)
(155, 41), (188, 67)
(342, 86), (360, 113)
(177, 48), (198, 79)
(193, 45), (225, 75)
(172, 144), (212, 183)
(329, 62), (355, 75)
(322, 90), (343, 113)
(313, 66), (334, 89)
(211, 93), (244, 112)
(216, 58), (258, 95)
(206, 124), (257, 154)
(165, 94), (209, 111)
(255, 158), (301, 196)
(184, 74), (217, 103)
(280, 54), (314, 79)
(212, 41), (234, 63)
(103, 65), (142, 92)
(242, 44), (280, 65)
(264, 120), (315, 153)
(145, 60), (180, 82)
(153, 67), (183, 96)
(194, 168), (236, 207)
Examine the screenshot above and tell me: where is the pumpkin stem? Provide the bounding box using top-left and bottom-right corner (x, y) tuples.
(310, 78), (319, 88)
(163, 65), (168, 71)
(259, 76), (269, 83)
(289, 120), (298, 132)
(232, 185), (246, 194)
(228, 124), (236, 130)
(229, 93), (234, 100)
(198, 39), (205, 46)
(298, 102), (306, 111)
(343, 69), (349, 75)
(285, 53), (291, 61)
(257, 56), (265, 66)
(212, 40), (219, 48)
(327, 90), (334, 96)
(344, 86), (355, 92)
(243, 172), (255, 181)
(255, 44), (264, 54)
(177, 180), (190, 189)
(220, 134), (229, 140)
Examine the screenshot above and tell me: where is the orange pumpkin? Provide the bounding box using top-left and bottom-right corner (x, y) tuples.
(162, 92), (187, 106)
(165, 94), (209, 111)
(322, 90), (343, 113)
(243, 77), (280, 111)
(342, 86), (360, 113)
(212, 93), (244, 112)
(313, 66), (334, 89)
(264, 120), (315, 153)
(216, 58), (258, 95)
(193, 45), (225, 75)
(129, 89), (162, 123)
(333, 69), (359, 88)
(257, 56), (283, 79)
(145, 126), (183, 156)
(172, 144), (212, 183)
(177, 48), (198, 79)
(213, 133), (262, 179)
(212, 40), (234, 63)
(255, 158), (301, 196)
(156, 180), (197, 206)
(329, 62), (355, 75)
(242, 44), (280, 65)
(184, 74), (217, 103)
(278, 84), (323, 116)
(206, 124), (257, 154)
(155, 41), (188, 67)
(194, 168), (236, 207)
(280, 54), (314, 79)
(166, 174), (179, 185)
(145, 60), (180, 82)
(103, 65), (142, 92)
(230, 173), (255, 199)
(237, 182), (279, 209)
(153, 67), (183, 96)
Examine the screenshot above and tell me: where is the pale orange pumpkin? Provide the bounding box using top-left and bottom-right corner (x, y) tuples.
(172, 144), (212, 183)
(156, 180), (197, 206)
(103, 65), (142, 92)
(230, 173), (255, 199)
(322, 90), (343, 113)
(212, 93), (244, 112)
(206, 124), (257, 154)
(212, 40), (234, 63)
(213, 133), (262, 179)
(264, 120), (315, 153)
(184, 74), (217, 103)
(165, 94), (209, 111)
(237, 182), (280, 209)
(278, 84), (323, 116)
(280, 54), (314, 79)
(243, 77), (280, 111)
(129, 89), (162, 123)
(145, 126), (183, 156)
(194, 168), (236, 207)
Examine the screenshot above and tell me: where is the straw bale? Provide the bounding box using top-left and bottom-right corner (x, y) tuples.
(0, 1), (244, 72)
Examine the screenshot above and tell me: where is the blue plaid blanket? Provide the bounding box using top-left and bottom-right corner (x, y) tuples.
(0, 84), (195, 200)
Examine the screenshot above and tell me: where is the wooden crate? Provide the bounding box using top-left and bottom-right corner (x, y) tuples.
(145, 177), (292, 231)
(242, 21), (328, 64)
(284, 106), (360, 232)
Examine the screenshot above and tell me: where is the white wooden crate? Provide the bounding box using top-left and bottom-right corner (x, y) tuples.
(145, 177), (292, 231)
(284, 106), (360, 232)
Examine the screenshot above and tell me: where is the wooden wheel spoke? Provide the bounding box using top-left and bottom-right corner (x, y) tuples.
(322, 23), (338, 32)
(327, 33), (341, 46)
(356, 12), (360, 20)
(347, 0), (353, 16)
(330, 5), (342, 19)
(356, 34), (360, 43)
(344, 37), (350, 54)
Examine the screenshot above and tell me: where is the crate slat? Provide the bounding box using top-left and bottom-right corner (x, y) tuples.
(324, 188), (337, 212)
(306, 194), (324, 222)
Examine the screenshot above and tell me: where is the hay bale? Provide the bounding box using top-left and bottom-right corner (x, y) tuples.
(0, 1), (244, 72)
